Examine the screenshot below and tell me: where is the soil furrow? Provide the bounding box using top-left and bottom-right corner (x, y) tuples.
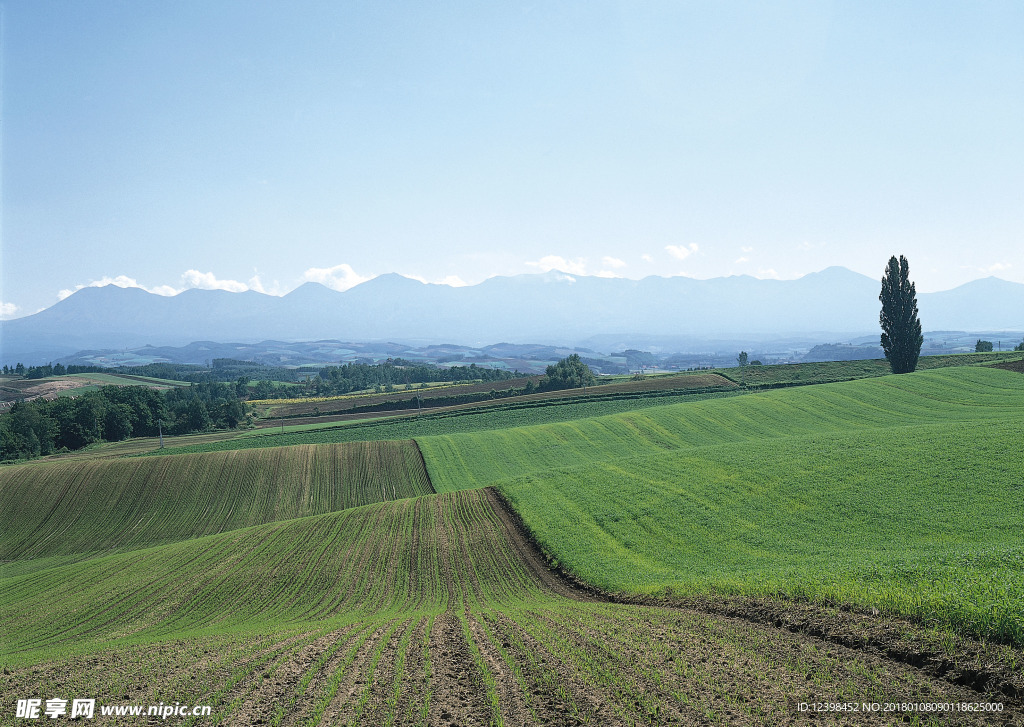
(483, 487), (1024, 710)
(426, 612), (491, 727)
(315, 619), (401, 726)
(227, 626), (355, 726)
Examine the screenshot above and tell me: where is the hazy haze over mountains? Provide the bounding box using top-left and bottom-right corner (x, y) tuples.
(2, 267), (1022, 365)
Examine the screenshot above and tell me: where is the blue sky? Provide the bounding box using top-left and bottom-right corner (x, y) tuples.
(2, 1), (1022, 319)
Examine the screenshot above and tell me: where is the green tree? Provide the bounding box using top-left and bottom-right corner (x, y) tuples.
(103, 403), (134, 441)
(1015, 340), (1024, 352)
(879, 255), (923, 374)
(0, 402), (55, 459)
(541, 354), (596, 391)
(975, 340), (994, 353)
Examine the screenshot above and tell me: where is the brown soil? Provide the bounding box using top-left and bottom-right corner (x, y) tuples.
(256, 372), (734, 423)
(0, 377), (89, 404)
(992, 359), (1024, 373)
(6, 488), (1022, 726)
(0, 375), (174, 406)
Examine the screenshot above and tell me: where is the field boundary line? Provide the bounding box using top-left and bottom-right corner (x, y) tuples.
(409, 439), (437, 495)
(484, 486), (1024, 705)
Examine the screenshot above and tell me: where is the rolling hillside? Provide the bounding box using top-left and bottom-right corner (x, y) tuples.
(3, 365), (1022, 723)
(3, 490), (1014, 725)
(0, 440), (432, 571)
(418, 367), (1024, 642)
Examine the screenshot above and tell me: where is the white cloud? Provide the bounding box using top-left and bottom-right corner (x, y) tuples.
(149, 284), (181, 296)
(595, 269), (621, 278)
(984, 262), (1011, 274)
(665, 243), (699, 260)
(756, 268), (781, 279)
(246, 273), (285, 296)
(301, 263), (372, 292)
(741, 246), (754, 253)
(526, 255), (589, 276)
(601, 256), (626, 269)
(0, 301), (19, 319)
(181, 270), (249, 293)
(402, 273), (469, 287)
(735, 256), (750, 264)
(641, 254), (654, 263)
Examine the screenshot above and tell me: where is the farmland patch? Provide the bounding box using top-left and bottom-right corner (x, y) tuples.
(0, 439), (433, 568)
(2, 489), (1019, 724)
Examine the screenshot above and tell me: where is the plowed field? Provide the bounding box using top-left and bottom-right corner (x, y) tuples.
(3, 489), (1019, 725)
(0, 439), (433, 570)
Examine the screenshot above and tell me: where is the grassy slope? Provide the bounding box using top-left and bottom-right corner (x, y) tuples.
(145, 389), (748, 456)
(0, 440), (433, 572)
(7, 489), (991, 727)
(422, 367), (1024, 490)
(106, 354), (1021, 460)
(419, 367), (1024, 641)
(716, 351), (1023, 387)
(1, 490), (548, 663)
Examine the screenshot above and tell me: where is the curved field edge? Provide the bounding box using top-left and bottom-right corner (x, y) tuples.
(0, 439), (433, 570)
(136, 388), (753, 458)
(2, 489), (1020, 724)
(416, 368), (1024, 644)
(0, 490), (544, 663)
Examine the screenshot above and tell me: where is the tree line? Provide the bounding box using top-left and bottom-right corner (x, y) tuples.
(0, 382), (248, 461)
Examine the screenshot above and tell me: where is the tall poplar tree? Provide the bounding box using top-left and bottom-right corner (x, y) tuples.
(879, 255), (923, 374)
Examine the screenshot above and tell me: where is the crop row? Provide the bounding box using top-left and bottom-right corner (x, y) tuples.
(262, 372), (734, 421)
(417, 370), (1024, 643)
(4, 488), (1015, 725)
(0, 439), (433, 569)
(255, 377), (538, 415)
(420, 366), (1024, 493)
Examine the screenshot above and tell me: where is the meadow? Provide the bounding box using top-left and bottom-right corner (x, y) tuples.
(2, 359), (1023, 724)
(416, 368), (1024, 643)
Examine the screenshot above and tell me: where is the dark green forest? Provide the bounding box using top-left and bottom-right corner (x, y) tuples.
(0, 383), (247, 461)
(0, 360), (519, 460)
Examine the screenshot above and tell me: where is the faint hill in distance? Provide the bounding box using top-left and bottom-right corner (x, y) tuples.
(2, 268), (1022, 365)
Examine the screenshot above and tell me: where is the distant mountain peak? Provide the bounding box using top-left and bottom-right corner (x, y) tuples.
(3, 267), (1021, 365)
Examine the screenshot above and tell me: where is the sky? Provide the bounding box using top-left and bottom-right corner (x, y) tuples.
(2, 0), (1022, 319)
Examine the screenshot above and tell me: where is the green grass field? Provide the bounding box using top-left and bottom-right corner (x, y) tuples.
(2, 362), (1022, 723)
(421, 367), (1024, 490)
(4, 489), (1009, 725)
(419, 367), (1024, 642)
(143, 388), (750, 457)
(65, 372), (190, 387)
(714, 352), (1024, 387)
(0, 440), (432, 573)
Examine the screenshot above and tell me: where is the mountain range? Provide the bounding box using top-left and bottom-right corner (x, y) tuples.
(2, 267), (1023, 365)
